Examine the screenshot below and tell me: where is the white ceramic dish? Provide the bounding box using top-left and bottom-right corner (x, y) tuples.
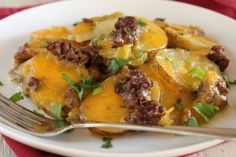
(0, 0), (236, 156)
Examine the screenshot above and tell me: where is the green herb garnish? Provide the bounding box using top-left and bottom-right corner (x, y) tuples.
(33, 110), (45, 117)
(93, 87), (102, 95)
(163, 54), (178, 70)
(108, 59), (128, 73)
(175, 103), (184, 110)
(92, 34), (105, 46)
(185, 116), (198, 127)
(51, 103), (63, 120)
(193, 103), (219, 122)
(9, 92), (24, 103)
(223, 75), (236, 88)
(102, 137), (113, 149)
(62, 73), (101, 100)
(189, 67), (206, 80)
(0, 81), (3, 86)
(137, 19), (147, 27)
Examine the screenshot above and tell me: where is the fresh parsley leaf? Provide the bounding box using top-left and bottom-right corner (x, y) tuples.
(189, 67), (206, 80)
(108, 59), (128, 73)
(223, 75), (236, 88)
(62, 73), (101, 101)
(9, 92), (24, 103)
(33, 110), (45, 117)
(175, 103), (184, 110)
(185, 116), (198, 127)
(92, 87), (102, 95)
(0, 81), (3, 86)
(51, 103), (63, 120)
(163, 54), (178, 70)
(102, 137), (113, 149)
(193, 103), (219, 122)
(55, 120), (65, 128)
(92, 34), (105, 46)
(137, 19), (147, 27)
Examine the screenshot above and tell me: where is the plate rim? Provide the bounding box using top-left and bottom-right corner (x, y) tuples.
(0, 0), (233, 156)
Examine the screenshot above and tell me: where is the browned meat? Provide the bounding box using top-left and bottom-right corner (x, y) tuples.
(125, 99), (164, 125)
(28, 77), (42, 91)
(47, 41), (100, 66)
(115, 68), (165, 125)
(207, 45), (229, 72)
(22, 77), (42, 96)
(14, 43), (38, 63)
(62, 87), (80, 114)
(110, 16), (142, 47)
(194, 72), (229, 108)
(115, 69), (153, 108)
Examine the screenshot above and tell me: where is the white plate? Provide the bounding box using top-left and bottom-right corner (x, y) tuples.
(0, 0), (236, 156)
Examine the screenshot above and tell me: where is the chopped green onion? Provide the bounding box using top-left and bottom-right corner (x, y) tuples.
(137, 19), (147, 27)
(193, 103), (219, 122)
(175, 103), (184, 110)
(101, 137), (113, 149)
(9, 92), (24, 103)
(189, 67), (206, 80)
(108, 59), (128, 73)
(51, 103), (63, 120)
(223, 75), (236, 88)
(185, 116), (198, 127)
(0, 81), (3, 86)
(93, 87), (102, 95)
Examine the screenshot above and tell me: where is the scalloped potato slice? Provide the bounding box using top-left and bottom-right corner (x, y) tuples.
(22, 51), (89, 117)
(155, 49), (220, 91)
(138, 17), (168, 51)
(154, 19), (217, 50)
(81, 76), (129, 135)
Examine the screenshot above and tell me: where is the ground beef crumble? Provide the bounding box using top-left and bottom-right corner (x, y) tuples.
(110, 16), (142, 48)
(47, 41), (101, 67)
(115, 68), (165, 125)
(207, 45), (229, 72)
(62, 87), (80, 114)
(14, 43), (38, 63)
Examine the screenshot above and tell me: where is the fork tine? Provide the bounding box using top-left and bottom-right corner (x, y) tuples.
(0, 104), (35, 130)
(0, 99), (42, 126)
(0, 93), (48, 122)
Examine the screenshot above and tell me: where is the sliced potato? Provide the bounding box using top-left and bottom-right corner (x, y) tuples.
(154, 19), (217, 50)
(155, 49), (220, 91)
(22, 51), (89, 117)
(80, 76), (129, 135)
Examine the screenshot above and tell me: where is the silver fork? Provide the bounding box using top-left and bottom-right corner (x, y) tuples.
(1, 93), (236, 140)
